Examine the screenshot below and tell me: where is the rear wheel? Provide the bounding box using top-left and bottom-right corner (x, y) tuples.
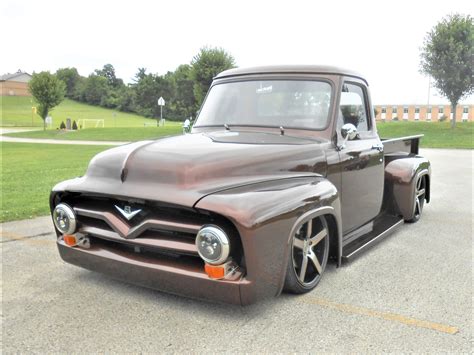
(284, 216), (329, 294)
(406, 175), (426, 223)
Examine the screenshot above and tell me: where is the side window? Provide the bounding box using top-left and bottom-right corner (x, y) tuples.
(339, 83), (369, 132)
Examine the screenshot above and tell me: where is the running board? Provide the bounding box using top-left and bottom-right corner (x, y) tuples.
(342, 215), (404, 262)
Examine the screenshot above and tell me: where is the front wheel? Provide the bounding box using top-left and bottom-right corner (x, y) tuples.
(406, 175), (426, 223)
(284, 216), (329, 294)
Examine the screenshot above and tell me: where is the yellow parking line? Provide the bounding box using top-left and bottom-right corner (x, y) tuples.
(0, 231), (54, 245)
(303, 297), (459, 335)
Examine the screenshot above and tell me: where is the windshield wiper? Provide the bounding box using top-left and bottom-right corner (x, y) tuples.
(224, 123), (230, 131)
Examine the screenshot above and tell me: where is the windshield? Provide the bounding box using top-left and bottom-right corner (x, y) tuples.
(194, 80), (332, 130)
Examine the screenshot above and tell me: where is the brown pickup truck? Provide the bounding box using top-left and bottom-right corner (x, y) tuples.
(50, 65), (431, 305)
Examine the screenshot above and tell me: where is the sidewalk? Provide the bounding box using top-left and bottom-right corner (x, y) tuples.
(0, 135), (127, 146)
(0, 128), (128, 146)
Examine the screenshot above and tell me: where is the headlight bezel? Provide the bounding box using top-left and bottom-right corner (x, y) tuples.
(53, 203), (77, 235)
(195, 225), (230, 265)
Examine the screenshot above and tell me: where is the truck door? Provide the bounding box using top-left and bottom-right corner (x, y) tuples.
(337, 81), (384, 233)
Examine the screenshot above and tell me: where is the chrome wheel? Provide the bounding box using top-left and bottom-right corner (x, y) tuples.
(406, 175), (426, 223)
(412, 175), (426, 221)
(290, 217), (329, 289)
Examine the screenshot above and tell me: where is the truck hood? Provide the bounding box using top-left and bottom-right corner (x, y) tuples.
(60, 131), (328, 207)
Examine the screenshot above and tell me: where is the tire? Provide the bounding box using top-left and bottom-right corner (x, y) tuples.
(406, 175), (426, 223)
(284, 216), (330, 294)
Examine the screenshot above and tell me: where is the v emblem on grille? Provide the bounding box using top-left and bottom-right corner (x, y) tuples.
(115, 205), (142, 221)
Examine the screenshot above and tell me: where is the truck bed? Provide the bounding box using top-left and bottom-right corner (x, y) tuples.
(382, 134), (423, 155)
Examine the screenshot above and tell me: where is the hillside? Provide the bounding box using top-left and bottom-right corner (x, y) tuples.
(1, 96), (156, 127)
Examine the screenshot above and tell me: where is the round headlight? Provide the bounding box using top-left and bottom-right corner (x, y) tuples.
(53, 203), (77, 235)
(195, 226), (230, 265)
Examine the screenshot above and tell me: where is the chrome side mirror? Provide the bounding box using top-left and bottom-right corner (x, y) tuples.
(338, 123), (358, 150)
(341, 123), (358, 140)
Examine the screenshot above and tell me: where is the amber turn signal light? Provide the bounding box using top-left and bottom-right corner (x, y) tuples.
(63, 234), (77, 247)
(204, 263), (226, 279)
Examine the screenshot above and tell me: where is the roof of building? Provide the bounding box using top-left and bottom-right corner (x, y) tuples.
(215, 65), (367, 84)
(0, 71), (32, 81)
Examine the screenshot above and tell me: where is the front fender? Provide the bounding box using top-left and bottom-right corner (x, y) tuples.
(194, 176), (341, 304)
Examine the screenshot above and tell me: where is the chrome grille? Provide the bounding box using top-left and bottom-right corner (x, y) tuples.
(67, 197), (207, 257)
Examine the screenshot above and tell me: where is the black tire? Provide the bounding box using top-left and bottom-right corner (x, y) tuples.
(406, 175), (426, 223)
(284, 216), (330, 294)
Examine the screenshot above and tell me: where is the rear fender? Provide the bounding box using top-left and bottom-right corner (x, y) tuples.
(194, 176), (342, 304)
(384, 155), (431, 219)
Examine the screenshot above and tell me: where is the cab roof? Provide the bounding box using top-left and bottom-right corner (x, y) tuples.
(215, 65), (368, 85)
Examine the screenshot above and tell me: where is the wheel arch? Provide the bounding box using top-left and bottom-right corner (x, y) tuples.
(277, 206), (342, 295)
(424, 173), (431, 203)
(384, 155), (431, 220)
(324, 213), (341, 263)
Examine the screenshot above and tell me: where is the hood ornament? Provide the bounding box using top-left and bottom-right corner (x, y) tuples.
(115, 205), (142, 221)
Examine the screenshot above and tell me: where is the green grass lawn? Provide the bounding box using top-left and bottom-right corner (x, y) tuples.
(376, 121), (473, 149)
(0, 96), (171, 128)
(1, 143), (109, 222)
(6, 126), (182, 142)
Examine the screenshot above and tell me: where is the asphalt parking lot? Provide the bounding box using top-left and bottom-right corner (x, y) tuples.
(1, 148), (472, 353)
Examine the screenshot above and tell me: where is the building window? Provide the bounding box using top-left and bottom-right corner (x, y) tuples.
(439, 106), (444, 114)
(463, 106), (469, 114)
(427, 106), (432, 113)
(403, 107), (408, 113)
(415, 107), (420, 113)
(392, 107), (397, 114)
(381, 107), (386, 113)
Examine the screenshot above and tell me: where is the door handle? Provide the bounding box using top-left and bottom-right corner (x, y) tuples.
(371, 143), (384, 152)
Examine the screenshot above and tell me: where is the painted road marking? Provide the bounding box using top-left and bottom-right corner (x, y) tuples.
(0, 231), (54, 245)
(303, 297), (459, 335)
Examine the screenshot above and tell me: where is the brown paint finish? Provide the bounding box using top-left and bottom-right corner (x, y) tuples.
(50, 65), (431, 304)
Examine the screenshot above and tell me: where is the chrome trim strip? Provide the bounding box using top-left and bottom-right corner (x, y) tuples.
(79, 226), (198, 255)
(74, 207), (202, 239)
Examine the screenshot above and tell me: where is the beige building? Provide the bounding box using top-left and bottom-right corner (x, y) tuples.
(374, 104), (473, 122)
(0, 71), (32, 96)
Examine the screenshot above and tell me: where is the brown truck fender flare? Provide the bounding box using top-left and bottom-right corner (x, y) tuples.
(194, 176), (343, 301)
(384, 155), (431, 220)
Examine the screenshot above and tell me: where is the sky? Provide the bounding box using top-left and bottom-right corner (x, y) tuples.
(1, 0), (472, 105)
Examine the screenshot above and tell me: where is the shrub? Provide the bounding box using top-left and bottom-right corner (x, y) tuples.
(392, 116), (399, 121)
(72, 120), (78, 130)
(60, 121), (66, 129)
(439, 114), (448, 122)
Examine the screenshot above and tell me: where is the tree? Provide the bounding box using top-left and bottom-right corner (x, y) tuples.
(28, 72), (66, 130)
(95, 64), (123, 87)
(82, 74), (109, 105)
(132, 71), (176, 119)
(191, 47), (236, 110)
(133, 68), (147, 82)
(420, 14), (473, 128)
(171, 64), (196, 119)
(56, 67), (80, 97)
(116, 86), (136, 112)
